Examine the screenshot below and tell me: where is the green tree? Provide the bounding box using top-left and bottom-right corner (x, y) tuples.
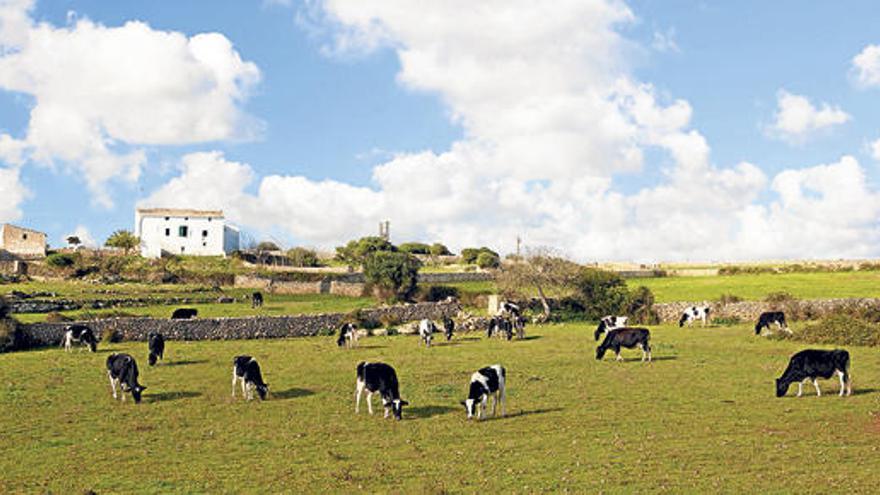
(257, 241), (281, 252)
(461, 246), (499, 264)
(476, 251), (501, 269)
(335, 236), (396, 268)
(286, 247), (321, 267)
(363, 251), (421, 301)
(496, 250), (580, 320)
(398, 242), (431, 255)
(572, 268), (629, 320)
(104, 230), (140, 255)
(66, 236), (81, 248)
(429, 243), (452, 256)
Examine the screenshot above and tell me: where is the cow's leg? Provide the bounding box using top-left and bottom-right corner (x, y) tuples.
(813, 379), (821, 397)
(241, 378), (248, 398)
(108, 372), (117, 399)
(354, 381), (364, 413)
(231, 369), (237, 397)
(837, 371), (846, 397)
(500, 387), (506, 417)
(797, 381), (804, 397)
(366, 391), (374, 415)
(491, 392), (497, 417)
(615, 345), (623, 362)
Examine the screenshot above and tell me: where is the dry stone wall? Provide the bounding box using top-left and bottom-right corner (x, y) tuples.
(235, 272), (492, 296)
(18, 300), (461, 349)
(654, 298), (880, 323)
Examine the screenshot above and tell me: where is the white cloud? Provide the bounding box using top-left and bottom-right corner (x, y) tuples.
(766, 90), (850, 144)
(144, 2), (880, 262)
(0, 166), (28, 223)
(651, 27), (679, 53)
(62, 225), (97, 248)
(0, 2), (261, 206)
(869, 137), (880, 162)
(851, 44), (880, 87)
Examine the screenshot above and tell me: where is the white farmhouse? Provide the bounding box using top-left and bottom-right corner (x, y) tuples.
(135, 208), (240, 258)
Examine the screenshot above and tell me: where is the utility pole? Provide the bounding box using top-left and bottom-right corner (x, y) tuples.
(516, 235), (522, 257)
(379, 220), (390, 241)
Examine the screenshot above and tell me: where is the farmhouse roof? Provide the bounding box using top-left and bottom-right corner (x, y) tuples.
(136, 208), (224, 219)
(1, 223), (46, 236)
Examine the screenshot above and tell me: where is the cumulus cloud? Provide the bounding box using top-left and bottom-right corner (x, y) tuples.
(0, 0), (260, 206)
(870, 137), (880, 162)
(851, 44), (880, 87)
(0, 166), (29, 223)
(766, 90), (850, 144)
(143, 1), (880, 262)
(62, 225), (97, 248)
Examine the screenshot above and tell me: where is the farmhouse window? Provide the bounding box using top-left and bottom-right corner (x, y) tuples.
(165, 228), (170, 237)
(22, 234), (27, 240)
(202, 230), (208, 237)
(179, 226), (188, 237)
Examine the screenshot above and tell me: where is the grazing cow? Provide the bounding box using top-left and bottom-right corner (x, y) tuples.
(443, 317), (455, 341)
(499, 301), (521, 317)
(252, 292), (264, 308)
(596, 328), (652, 362)
(776, 349), (852, 398)
(461, 364), (506, 420)
(419, 319), (436, 347)
(679, 306), (710, 327)
(232, 355), (269, 400)
(337, 322), (358, 348)
(148, 332), (165, 366)
(488, 316), (513, 340)
(594, 315), (628, 341)
(171, 308), (198, 320)
(61, 324), (97, 352)
(106, 353), (146, 403)
(755, 311), (789, 335)
(513, 315), (527, 340)
(355, 361), (409, 420)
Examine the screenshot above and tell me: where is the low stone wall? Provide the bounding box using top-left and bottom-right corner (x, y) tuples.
(235, 271), (493, 297)
(9, 295), (241, 314)
(654, 298), (880, 323)
(17, 300), (461, 348)
(417, 272), (494, 283)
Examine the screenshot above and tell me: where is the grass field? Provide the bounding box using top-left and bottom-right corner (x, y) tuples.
(2, 323), (878, 493)
(630, 271), (880, 302)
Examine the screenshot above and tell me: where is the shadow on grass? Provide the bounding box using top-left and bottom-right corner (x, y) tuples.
(354, 345), (387, 349)
(484, 407), (564, 421)
(519, 335), (542, 341)
(162, 359), (209, 367)
(457, 337), (481, 342)
(850, 388), (877, 396)
(272, 388), (316, 400)
(407, 405), (458, 419)
(147, 391), (202, 403)
(434, 341), (462, 347)
(604, 356), (677, 363)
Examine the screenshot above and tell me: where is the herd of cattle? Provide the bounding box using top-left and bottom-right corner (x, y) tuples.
(57, 299), (853, 419)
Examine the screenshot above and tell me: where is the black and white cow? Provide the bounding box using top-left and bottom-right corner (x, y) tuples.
(355, 361), (408, 420)
(755, 311), (789, 335)
(106, 353), (146, 403)
(171, 308), (198, 320)
(442, 317), (455, 341)
(487, 316), (513, 340)
(513, 315), (527, 340)
(337, 322), (358, 348)
(232, 355), (269, 400)
(499, 301), (521, 317)
(596, 328), (652, 362)
(61, 324), (97, 352)
(679, 306), (710, 327)
(461, 364), (506, 420)
(594, 315), (628, 341)
(419, 319), (436, 347)
(148, 332), (165, 366)
(252, 292), (264, 308)
(776, 349), (851, 398)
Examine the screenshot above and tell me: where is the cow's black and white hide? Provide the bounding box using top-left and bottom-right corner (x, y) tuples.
(355, 361), (408, 420)
(171, 308), (198, 319)
(62, 324), (97, 352)
(337, 322), (358, 348)
(419, 319), (436, 347)
(776, 349), (852, 398)
(514, 315), (527, 340)
(252, 292), (264, 308)
(594, 315), (628, 341)
(148, 332), (165, 366)
(679, 306), (710, 327)
(596, 328), (652, 362)
(461, 364), (506, 420)
(487, 316), (514, 340)
(755, 311), (789, 335)
(106, 353), (146, 403)
(232, 355), (269, 400)
(443, 317), (455, 341)
(499, 301), (521, 317)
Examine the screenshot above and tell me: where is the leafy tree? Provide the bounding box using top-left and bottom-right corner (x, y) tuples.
(66, 236), (81, 248)
(626, 285), (660, 324)
(461, 246), (499, 264)
(476, 251), (501, 269)
(572, 268), (630, 320)
(335, 236), (396, 268)
(398, 242), (431, 255)
(46, 253), (77, 268)
(429, 243), (452, 256)
(496, 249), (580, 320)
(104, 230), (140, 255)
(257, 241), (281, 252)
(286, 247), (321, 267)
(363, 251), (421, 301)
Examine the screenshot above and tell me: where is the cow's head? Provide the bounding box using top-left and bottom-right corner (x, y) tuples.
(384, 398), (408, 420)
(131, 385), (146, 403)
(775, 379), (789, 398)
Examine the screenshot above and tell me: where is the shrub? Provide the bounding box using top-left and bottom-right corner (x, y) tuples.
(461, 247), (499, 265)
(717, 293), (743, 305)
(398, 242), (432, 255)
(429, 243), (452, 256)
(257, 241), (281, 252)
(625, 286), (660, 325)
(286, 247), (321, 267)
(772, 314), (880, 347)
(712, 316), (742, 325)
(764, 291), (796, 303)
(363, 251), (421, 301)
(46, 253), (77, 268)
(476, 252), (501, 269)
(317, 326), (337, 337)
(572, 268), (629, 320)
(378, 313), (403, 328)
(335, 236), (396, 268)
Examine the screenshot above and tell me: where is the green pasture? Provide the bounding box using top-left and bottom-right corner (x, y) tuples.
(1, 323), (878, 493)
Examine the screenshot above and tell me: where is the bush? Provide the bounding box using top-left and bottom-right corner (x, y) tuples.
(398, 242), (432, 255)
(712, 316), (742, 325)
(286, 247), (321, 267)
(46, 253), (77, 268)
(764, 291), (796, 303)
(378, 313), (403, 328)
(717, 293), (743, 305)
(461, 247), (499, 265)
(363, 251), (421, 301)
(572, 268), (629, 320)
(429, 243), (452, 256)
(625, 286), (660, 325)
(476, 252), (501, 269)
(257, 241), (281, 252)
(335, 236), (396, 268)
(772, 314), (880, 347)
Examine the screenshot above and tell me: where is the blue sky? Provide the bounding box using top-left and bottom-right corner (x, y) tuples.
(1, 1), (880, 261)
